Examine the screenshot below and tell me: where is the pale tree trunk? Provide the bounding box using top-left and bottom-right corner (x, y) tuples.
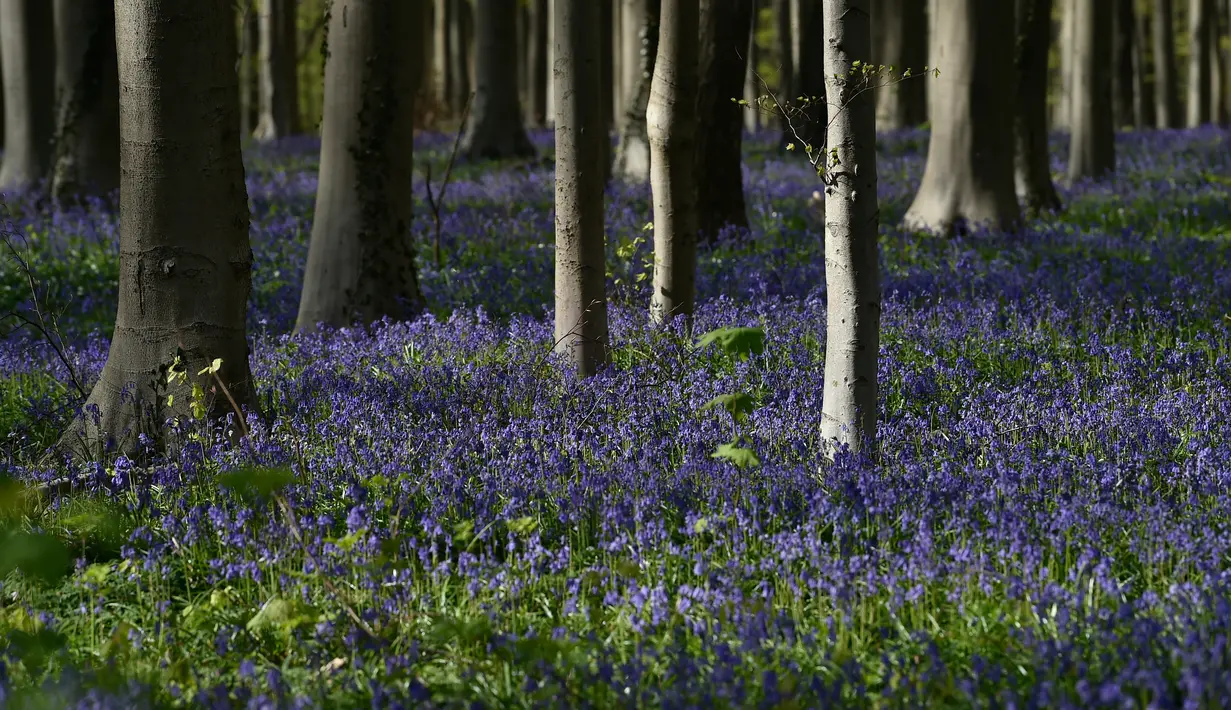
(1057, 0), (1075, 130)
(0, 0), (54, 190)
(772, 0), (793, 137)
(1068, 0), (1115, 181)
(461, 0), (534, 160)
(648, 0), (699, 325)
(1015, 0), (1062, 212)
(744, 13), (760, 133)
(1188, 0), (1212, 125)
(613, 0), (659, 182)
(447, 0), (471, 115)
(1154, 0), (1179, 126)
(254, 0), (300, 139)
(619, 0), (643, 116)
(238, 4), (258, 138)
(1112, 0), (1136, 127)
(870, 0), (926, 130)
(546, 0), (554, 124)
(695, 0), (753, 242)
(612, 0), (623, 118)
(1134, 0), (1156, 127)
(433, 0), (453, 112)
(902, 0), (1020, 233)
(820, 0), (878, 455)
(296, 0), (425, 331)
(50, 0), (120, 202)
(526, 0), (548, 126)
(554, 0), (609, 376)
(65, 0), (255, 459)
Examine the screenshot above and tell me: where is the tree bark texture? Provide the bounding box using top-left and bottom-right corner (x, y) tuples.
(0, 0), (55, 190)
(526, 0), (548, 127)
(870, 0), (927, 130)
(554, 0), (610, 376)
(648, 0), (699, 325)
(1067, 0), (1115, 181)
(744, 14), (761, 133)
(600, 0), (615, 177)
(614, 0), (659, 183)
(1057, 0), (1075, 129)
(1112, 0), (1136, 127)
(461, 0), (534, 160)
(902, 0), (1020, 234)
(619, 0), (644, 118)
(254, 0), (300, 139)
(1188, 0), (1212, 126)
(67, 0), (255, 458)
(50, 0), (120, 201)
(296, 0), (425, 331)
(1154, 0), (1179, 126)
(1133, 0), (1156, 127)
(820, 0), (879, 455)
(694, 0), (753, 242)
(1015, 0), (1062, 213)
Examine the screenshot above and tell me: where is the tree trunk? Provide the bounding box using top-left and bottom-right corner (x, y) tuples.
(461, 0), (534, 160)
(1133, 0), (1156, 127)
(870, 0), (927, 130)
(648, 0), (699, 325)
(785, 0), (825, 148)
(619, 0), (644, 117)
(1188, 0), (1212, 125)
(1057, 0), (1075, 129)
(433, 0), (453, 113)
(254, 0), (300, 139)
(1112, 0), (1136, 127)
(66, 0), (255, 459)
(744, 12), (760, 133)
(50, 0), (120, 202)
(1015, 0), (1062, 212)
(238, 3), (258, 138)
(526, 0), (548, 127)
(600, 0), (615, 177)
(0, 0), (54, 190)
(1211, 0), (1227, 122)
(447, 0), (471, 115)
(694, 0), (753, 242)
(1068, 0), (1115, 181)
(820, 0), (878, 455)
(902, 0), (1020, 233)
(1154, 0), (1179, 126)
(613, 0), (659, 182)
(296, 0), (425, 331)
(554, 0), (609, 376)
(772, 0), (793, 138)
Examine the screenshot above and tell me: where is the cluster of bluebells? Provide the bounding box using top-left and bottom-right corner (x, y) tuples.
(0, 127), (1230, 706)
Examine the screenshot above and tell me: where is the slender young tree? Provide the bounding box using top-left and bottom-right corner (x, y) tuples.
(296, 0), (424, 331)
(554, 0), (609, 375)
(1133, 0), (1156, 127)
(50, 0), (120, 201)
(1154, 0), (1179, 126)
(694, 0), (753, 241)
(461, 0), (534, 160)
(1188, 0), (1212, 126)
(648, 0), (699, 325)
(743, 10), (761, 133)
(433, 0), (453, 111)
(1112, 0), (1136, 127)
(613, 0), (659, 182)
(0, 0), (55, 190)
(902, 0), (1020, 233)
(1068, 0), (1115, 181)
(870, 0), (927, 130)
(820, 0), (879, 454)
(66, 0), (255, 458)
(1015, 0), (1062, 212)
(254, 0), (300, 139)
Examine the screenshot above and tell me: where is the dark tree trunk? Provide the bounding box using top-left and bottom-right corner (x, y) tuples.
(238, 3), (258, 138)
(694, 0), (754, 241)
(1068, 0), (1115, 181)
(254, 0), (300, 139)
(1112, 0), (1136, 127)
(461, 0), (534, 160)
(772, 0), (793, 139)
(613, 0), (659, 182)
(600, 0), (615, 177)
(50, 0), (120, 201)
(65, 0), (256, 459)
(1133, 0), (1156, 127)
(871, 0), (927, 130)
(526, 0), (548, 127)
(1154, 0), (1179, 126)
(785, 0), (825, 149)
(447, 0), (471, 115)
(296, 0), (425, 330)
(433, 0), (453, 113)
(1188, 0), (1212, 126)
(0, 0), (55, 190)
(1015, 0), (1062, 213)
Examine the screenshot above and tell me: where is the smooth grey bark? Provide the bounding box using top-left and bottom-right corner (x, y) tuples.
(1188, 0), (1212, 126)
(296, 0), (425, 331)
(447, 0), (471, 115)
(50, 0), (120, 202)
(902, 0), (1020, 233)
(0, 0), (54, 190)
(820, 0), (879, 455)
(1057, 0), (1075, 129)
(554, 0), (609, 376)
(1112, 0), (1136, 127)
(66, 0), (255, 459)
(743, 11), (760, 133)
(461, 0), (534, 160)
(1015, 0), (1062, 213)
(254, 0), (300, 139)
(648, 0), (699, 325)
(694, 0), (753, 242)
(1133, 0), (1156, 127)
(1154, 0), (1179, 126)
(870, 0), (927, 130)
(1067, 0), (1115, 182)
(613, 0), (659, 182)
(526, 0), (548, 126)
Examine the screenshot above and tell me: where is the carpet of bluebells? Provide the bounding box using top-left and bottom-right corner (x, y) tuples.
(1, 127), (1231, 708)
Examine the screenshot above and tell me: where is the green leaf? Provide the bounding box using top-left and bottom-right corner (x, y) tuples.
(696, 326), (766, 360)
(0, 531), (72, 585)
(711, 443), (761, 469)
(506, 515), (539, 537)
(701, 393), (758, 423)
(247, 596), (320, 637)
(218, 465), (294, 503)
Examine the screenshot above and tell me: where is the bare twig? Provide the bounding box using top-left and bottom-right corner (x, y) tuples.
(422, 92), (475, 269)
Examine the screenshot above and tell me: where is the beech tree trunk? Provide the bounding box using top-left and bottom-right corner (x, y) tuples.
(1133, 0), (1156, 127)
(254, 0), (300, 139)
(526, 0), (548, 127)
(1057, 0), (1075, 130)
(296, 0), (425, 331)
(0, 0), (54, 190)
(902, 0), (1020, 233)
(1154, 0), (1179, 126)
(1189, 0), (1212, 126)
(1015, 0), (1062, 213)
(870, 0), (927, 130)
(554, 0), (609, 376)
(1112, 0), (1136, 127)
(1068, 0), (1115, 181)
(447, 0), (471, 115)
(50, 0), (120, 202)
(694, 0), (753, 242)
(820, 0), (879, 455)
(600, 0), (615, 177)
(619, 0), (643, 116)
(238, 4), (258, 138)
(461, 0), (534, 160)
(65, 0), (255, 459)
(613, 0), (659, 182)
(744, 17), (760, 133)
(433, 0), (452, 112)
(648, 0), (699, 325)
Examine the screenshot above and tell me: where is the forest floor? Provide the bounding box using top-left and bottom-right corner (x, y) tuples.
(1, 129), (1230, 707)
